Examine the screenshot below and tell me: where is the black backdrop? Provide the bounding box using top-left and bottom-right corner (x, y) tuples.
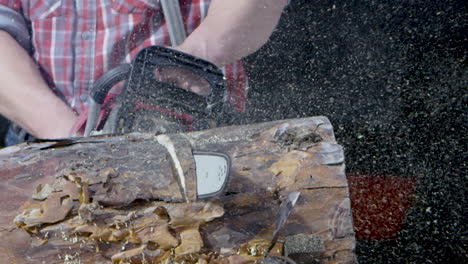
(243, 1), (466, 262)
(1, 0), (466, 262)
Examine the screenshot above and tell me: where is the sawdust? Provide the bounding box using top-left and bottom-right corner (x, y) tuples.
(14, 169), (285, 264)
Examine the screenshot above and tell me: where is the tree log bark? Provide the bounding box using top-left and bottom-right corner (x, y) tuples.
(0, 116), (356, 263)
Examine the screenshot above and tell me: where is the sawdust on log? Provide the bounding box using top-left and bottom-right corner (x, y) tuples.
(14, 169), (287, 264)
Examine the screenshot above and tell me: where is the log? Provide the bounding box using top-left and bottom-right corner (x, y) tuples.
(0, 116), (356, 264)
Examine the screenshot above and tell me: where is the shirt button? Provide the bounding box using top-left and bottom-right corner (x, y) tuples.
(81, 31), (90, 40)
(80, 94), (88, 102)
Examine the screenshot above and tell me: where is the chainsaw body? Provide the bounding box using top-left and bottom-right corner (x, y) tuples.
(85, 46), (232, 136)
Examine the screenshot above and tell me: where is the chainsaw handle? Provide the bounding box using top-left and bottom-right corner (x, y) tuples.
(90, 64), (132, 104)
(85, 64), (131, 136)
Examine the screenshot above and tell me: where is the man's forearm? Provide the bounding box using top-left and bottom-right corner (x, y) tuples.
(0, 30), (77, 139)
(177, 0), (288, 67)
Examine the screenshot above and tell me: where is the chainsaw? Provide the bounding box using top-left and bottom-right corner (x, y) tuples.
(81, 0), (240, 200)
(84, 45), (233, 137)
(83, 44), (237, 200)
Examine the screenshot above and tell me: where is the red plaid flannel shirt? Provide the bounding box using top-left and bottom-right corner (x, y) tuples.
(1, 0), (248, 114)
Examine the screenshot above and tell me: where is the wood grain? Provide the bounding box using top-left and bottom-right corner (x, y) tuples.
(0, 116), (356, 263)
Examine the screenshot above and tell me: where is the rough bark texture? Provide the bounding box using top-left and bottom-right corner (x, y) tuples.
(0, 116), (356, 263)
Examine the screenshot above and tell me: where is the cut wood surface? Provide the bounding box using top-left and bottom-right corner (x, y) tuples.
(0, 116), (356, 263)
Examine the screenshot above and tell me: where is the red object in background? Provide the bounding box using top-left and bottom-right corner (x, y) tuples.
(347, 173), (418, 240)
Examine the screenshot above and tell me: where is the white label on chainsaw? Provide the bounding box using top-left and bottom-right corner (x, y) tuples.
(194, 154), (228, 196)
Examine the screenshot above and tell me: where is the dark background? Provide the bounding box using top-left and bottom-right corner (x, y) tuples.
(1, 0), (466, 263)
(242, 0), (466, 263)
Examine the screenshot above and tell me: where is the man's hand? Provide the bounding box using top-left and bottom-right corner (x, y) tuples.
(175, 0), (288, 68)
(155, 0), (287, 98)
